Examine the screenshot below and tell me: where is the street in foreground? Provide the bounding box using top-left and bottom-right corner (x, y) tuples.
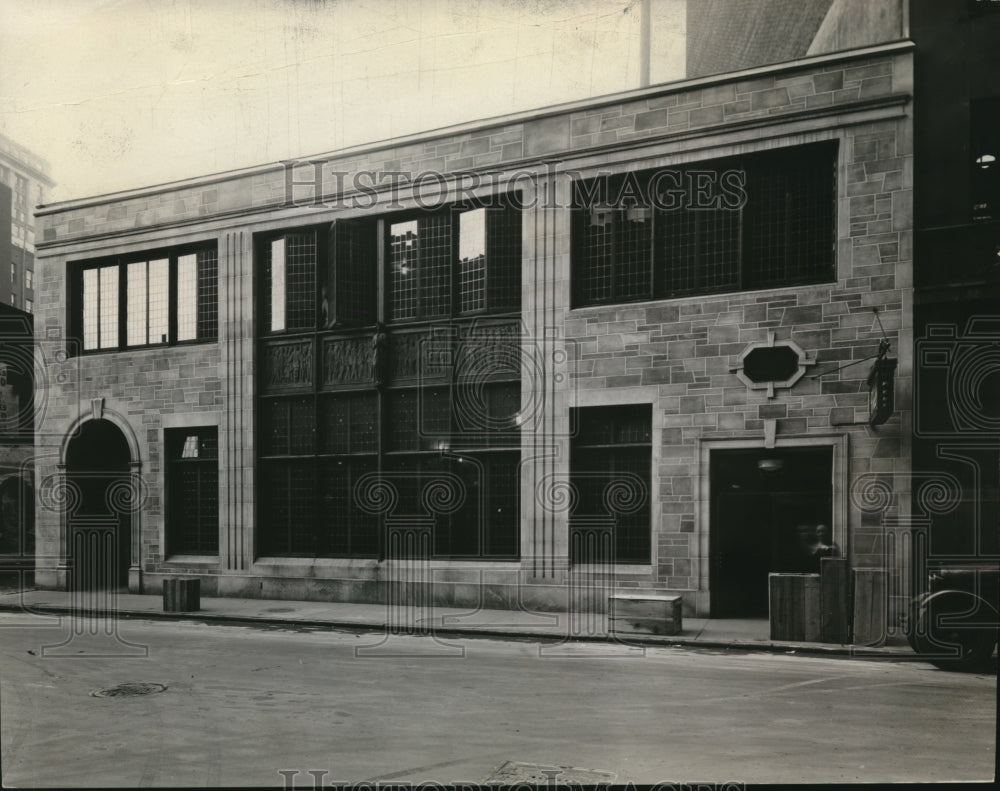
(0, 612), (995, 786)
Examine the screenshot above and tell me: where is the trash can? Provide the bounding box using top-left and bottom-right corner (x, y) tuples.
(769, 573), (821, 641)
(163, 577), (201, 612)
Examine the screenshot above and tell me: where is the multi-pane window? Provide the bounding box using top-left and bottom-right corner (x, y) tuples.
(258, 392), (379, 557)
(257, 197), (522, 560)
(388, 202), (521, 321)
(24, 270), (32, 291)
(24, 300), (32, 314)
(261, 223), (377, 334)
(74, 245), (218, 352)
(166, 427), (219, 555)
(570, 405), (652, 564)
(572, 142), (837, 306)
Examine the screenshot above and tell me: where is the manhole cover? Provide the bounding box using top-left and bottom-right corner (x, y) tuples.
(485, 761), (616, 784)
(92, 682), (167, 698)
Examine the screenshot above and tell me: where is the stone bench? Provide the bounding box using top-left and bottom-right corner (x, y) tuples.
(608, 593), (683, 636)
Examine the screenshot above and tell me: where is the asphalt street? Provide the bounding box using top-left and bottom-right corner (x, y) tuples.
(0, 612), (995, 786)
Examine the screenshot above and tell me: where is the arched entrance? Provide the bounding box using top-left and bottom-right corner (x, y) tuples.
(65, 419), (132, 590)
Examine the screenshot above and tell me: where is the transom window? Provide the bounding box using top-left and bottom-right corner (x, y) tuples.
(572, 142), (837, 307)
(73, 245), (218, 352)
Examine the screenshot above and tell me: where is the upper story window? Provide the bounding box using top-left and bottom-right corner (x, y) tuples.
(24, 270), (32, 291)
(388, 202), (521, 322)
(571, 142), (837, 307)
(261, 220), (377, 334)
(72, 244), (218, 353)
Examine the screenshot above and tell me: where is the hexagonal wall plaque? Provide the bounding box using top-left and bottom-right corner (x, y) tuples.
(731, 332), (816, 398)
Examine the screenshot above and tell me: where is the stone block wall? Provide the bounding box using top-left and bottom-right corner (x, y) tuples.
(32, 44), (913, 614)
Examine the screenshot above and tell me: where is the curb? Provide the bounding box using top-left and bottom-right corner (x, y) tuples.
(0, 601), (917, 660)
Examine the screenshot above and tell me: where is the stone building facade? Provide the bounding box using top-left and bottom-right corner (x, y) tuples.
(32, 41), (913, 621)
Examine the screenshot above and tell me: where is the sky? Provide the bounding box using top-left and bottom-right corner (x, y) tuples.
(0, 0), (686, 203)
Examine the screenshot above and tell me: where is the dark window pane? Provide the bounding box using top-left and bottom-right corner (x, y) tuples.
(571, 405), (651, 563)
(486, 203), (522, 312)
(167, 427), (219, 555)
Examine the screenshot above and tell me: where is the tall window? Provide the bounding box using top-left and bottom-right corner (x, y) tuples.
(257, 197), (522, 560)
(570, 405), (652, 563)
(572, 142), (837, 306)
(166, 427), (219, 555)
(24, 270), (32, 291)
(73, 245), (218, 352)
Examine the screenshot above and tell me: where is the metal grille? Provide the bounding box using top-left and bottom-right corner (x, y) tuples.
(167, 427), (219, 555)
(659, 206), (740, 295)
(574, 143), (836, 305)
(285, 233), (317, 330)
(197, 249), (219, 339)
(486, 203), (522, 312)
(616, 207), (653, 299)
(580, 208), (615, 303)
(420, 214), (451, 319)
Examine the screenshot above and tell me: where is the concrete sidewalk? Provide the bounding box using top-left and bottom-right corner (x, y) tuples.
(0, 587), (915, 658)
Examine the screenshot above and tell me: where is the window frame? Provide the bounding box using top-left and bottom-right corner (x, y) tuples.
(385, 199), (522, 324)
(571, 142), (838, 308)
(165, 426), (220, 557)
(70, 242), (219, 354)
(570, 404), (653, 564)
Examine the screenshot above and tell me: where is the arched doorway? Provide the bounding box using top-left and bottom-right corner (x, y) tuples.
(65, 419), (131, 590)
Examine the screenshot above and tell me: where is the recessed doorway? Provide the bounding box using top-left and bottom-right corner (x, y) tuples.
(710, 446), (833, 618)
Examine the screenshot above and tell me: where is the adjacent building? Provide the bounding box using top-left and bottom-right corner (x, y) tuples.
(31, 6), (919, 632)
(0, 133), (54, 314)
